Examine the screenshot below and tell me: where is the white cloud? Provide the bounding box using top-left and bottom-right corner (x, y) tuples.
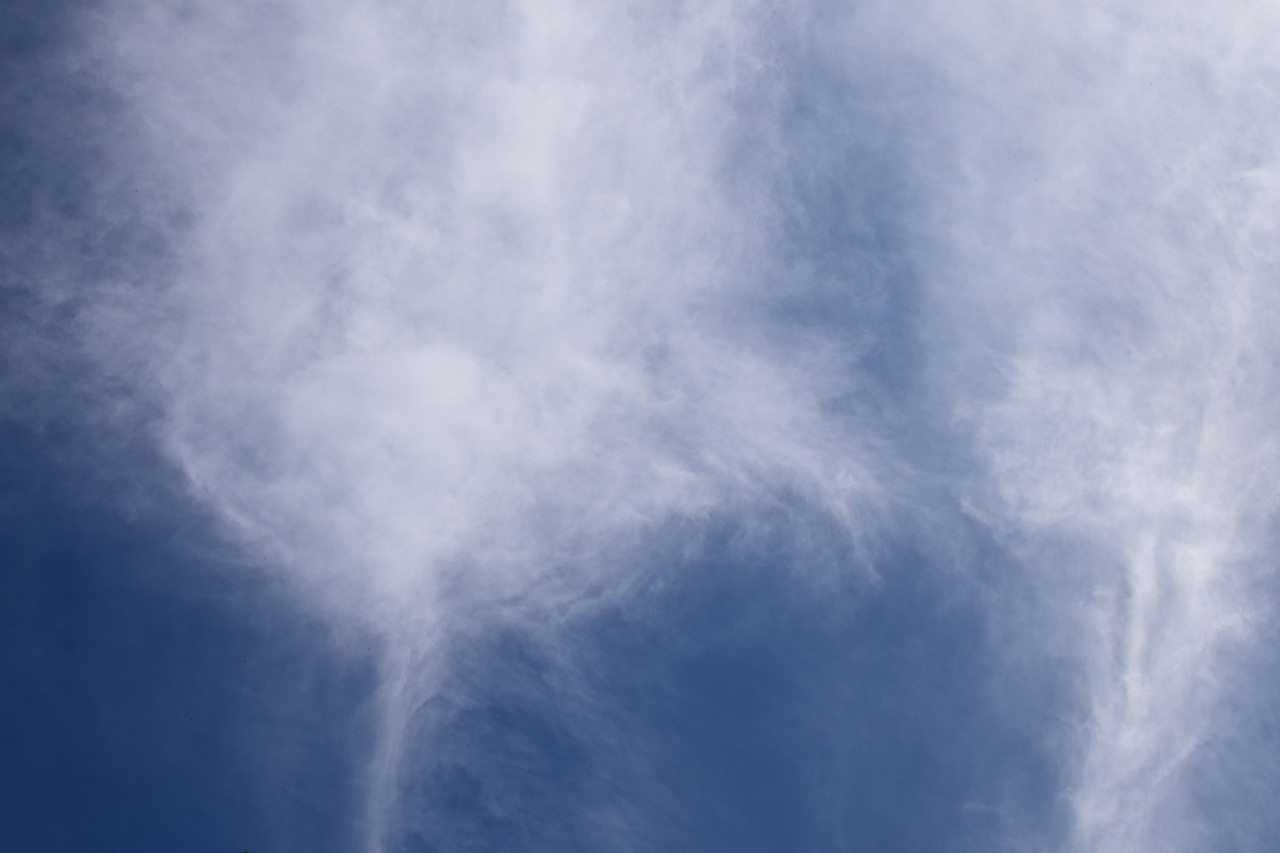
(906, 1), (1280, 849)
(62, 1), (889, 846)
(14, 0), (1280, 849)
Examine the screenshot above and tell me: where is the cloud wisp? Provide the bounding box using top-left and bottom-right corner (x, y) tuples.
(55, 2), (899, 848)
(9, 0), (1280, 850)
(909, 2), (1280, 849)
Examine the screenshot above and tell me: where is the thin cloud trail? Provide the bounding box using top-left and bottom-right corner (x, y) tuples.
(12, 0), (1280, 850)
(64, 1), (893, 848)
(901, 1), (1280, 849)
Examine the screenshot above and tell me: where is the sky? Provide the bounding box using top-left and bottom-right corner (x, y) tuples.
(4, 1), (1280, 851)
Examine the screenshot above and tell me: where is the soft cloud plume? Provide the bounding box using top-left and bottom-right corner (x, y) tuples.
(79, 0), (887, 612)
(60, 1), (892, 847)
(909, 2), (1280, 849)
(10, 0), (1280, 850)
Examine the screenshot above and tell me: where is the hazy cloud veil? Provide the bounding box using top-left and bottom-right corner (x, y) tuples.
(9, 0), (1280, 850)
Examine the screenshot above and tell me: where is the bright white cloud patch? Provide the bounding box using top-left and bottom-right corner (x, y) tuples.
(14, 0), (1280, 850)
(85, 0), (882, 612)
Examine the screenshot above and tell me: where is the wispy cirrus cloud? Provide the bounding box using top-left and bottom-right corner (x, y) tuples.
(908, 2), (1280, 849)
(7, 0), (1280, 851)
(51, 2), (896, 848)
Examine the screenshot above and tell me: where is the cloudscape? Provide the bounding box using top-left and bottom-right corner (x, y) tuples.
(4, 1), (1279, 851)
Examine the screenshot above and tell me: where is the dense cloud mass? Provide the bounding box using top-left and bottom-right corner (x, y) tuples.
(6, 1), (1280, 851)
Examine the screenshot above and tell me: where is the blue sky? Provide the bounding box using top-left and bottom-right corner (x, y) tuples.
(5, 1), (1280, 851)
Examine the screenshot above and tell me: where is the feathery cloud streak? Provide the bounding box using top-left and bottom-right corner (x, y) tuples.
(67, 2), (894, 847)
(910, 4), (1280, 849)
(9, 0), (1280, 850)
